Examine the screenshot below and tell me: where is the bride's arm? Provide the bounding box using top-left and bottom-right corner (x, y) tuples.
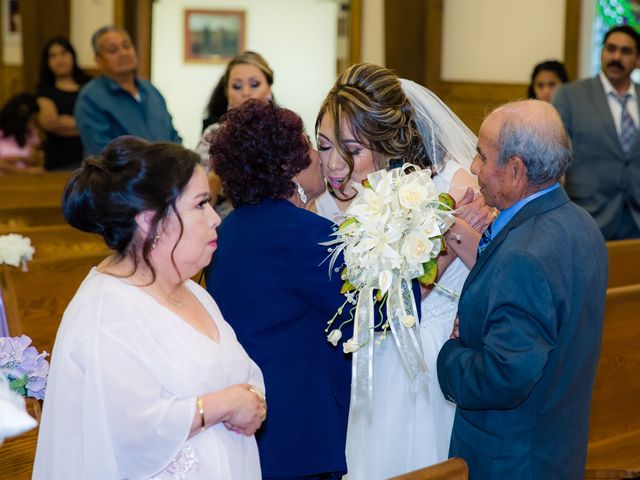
(442, 169), (495, 270)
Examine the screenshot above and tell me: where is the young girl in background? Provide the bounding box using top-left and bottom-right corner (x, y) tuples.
(0, 93), (43, 175)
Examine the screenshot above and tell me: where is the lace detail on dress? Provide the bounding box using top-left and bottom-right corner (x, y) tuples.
(149, 443), (200, 479)
(420, 288), (459, 329)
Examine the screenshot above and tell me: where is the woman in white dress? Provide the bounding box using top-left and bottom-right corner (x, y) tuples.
(33, 137), (266, 479)
(313, 63), (493, 479)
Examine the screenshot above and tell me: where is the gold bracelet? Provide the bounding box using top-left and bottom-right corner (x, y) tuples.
(248, 385), (266, 402)
(196, 396), (206, 432)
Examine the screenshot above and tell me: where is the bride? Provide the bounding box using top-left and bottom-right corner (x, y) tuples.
(312, 63), (492, 479)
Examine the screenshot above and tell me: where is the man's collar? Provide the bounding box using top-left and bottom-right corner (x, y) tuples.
(101, 74), (140, 92)
(599, 70), (636, 97)
(492, 183), (560, 237)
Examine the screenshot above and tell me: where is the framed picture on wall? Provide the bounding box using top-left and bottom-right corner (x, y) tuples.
(184, 9), (246, 63)
(2, 0), (21, 46)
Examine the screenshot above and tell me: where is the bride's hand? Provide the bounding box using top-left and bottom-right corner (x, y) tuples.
(450, 316), (460, 340)
(456, 188), (496, 233)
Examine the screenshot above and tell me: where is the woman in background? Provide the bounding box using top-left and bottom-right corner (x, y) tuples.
(201, 50), (274, 133)
(34, 137), (265, 479)
(36, 37), (91, 170)
(196, 51), (274, 216)
(527, 60), (569, 102)
(0, 93), (43, 175)
(206, 99), (351, 479)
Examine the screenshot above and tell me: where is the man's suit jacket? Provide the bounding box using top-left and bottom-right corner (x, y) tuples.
(437, 187), (608, 479)
(553, 77), (640, 239)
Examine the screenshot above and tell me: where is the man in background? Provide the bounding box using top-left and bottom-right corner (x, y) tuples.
(75, 26), (181, 156)
(553, 24), (640, 239)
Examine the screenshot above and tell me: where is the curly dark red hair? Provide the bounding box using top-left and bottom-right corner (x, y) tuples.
(210, 99), (311, 207)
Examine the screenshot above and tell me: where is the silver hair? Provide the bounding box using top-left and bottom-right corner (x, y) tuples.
(497, 116), (572, 186)
(91, 25), (130, 55)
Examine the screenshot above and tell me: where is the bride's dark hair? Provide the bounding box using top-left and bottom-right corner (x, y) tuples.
(315, 63), (431, 197)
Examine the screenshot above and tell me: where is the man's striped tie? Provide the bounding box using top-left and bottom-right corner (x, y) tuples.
(612, 92), (637, 154)
(477, 222), (494, 257)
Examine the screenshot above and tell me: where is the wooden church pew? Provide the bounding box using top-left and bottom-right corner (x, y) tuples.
(607, 239), (640, 288)
(1, 253), (108, 355)
(4, 224), (108, 261)
(585, 284), (640, 479)
(0, 186), (65, 209)
(388, 458), (468, 480)
(0, 170), (71, 189)
(0, 397), (41, 480)
(0, 206), (67, 232)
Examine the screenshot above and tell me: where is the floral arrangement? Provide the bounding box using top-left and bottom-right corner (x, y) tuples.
(0, 234), (35, 270)
(323, 165), (455, 405)
(0, 335), (49, 400)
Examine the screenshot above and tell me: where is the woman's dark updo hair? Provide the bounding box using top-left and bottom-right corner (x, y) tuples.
(63, 136), (199, 280)
(210, 99), (310, 207)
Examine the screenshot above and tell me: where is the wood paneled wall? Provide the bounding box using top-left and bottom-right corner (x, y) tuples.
(21, 0), (71, 92)
(385, 0), (582, 133)
(114, 0), (152, 80)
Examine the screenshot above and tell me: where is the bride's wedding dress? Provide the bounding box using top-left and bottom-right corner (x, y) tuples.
(316, 160), (469, 479)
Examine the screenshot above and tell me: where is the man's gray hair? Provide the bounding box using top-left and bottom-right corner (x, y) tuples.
(497, 112), (572, 186)
(91, 25), (130, 55)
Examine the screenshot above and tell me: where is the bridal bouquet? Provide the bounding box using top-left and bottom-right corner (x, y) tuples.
(323, 165), (455, 405)
(0, 234), (35, 270)
(0, 335), (49, 400)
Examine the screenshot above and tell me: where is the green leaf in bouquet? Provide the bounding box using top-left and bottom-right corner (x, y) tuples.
(340, 279), (356, 294)
(10, 375), (28, 396)
(432, 234), (447, 254)
(418, 258), (438, 287)
(339, 217), (358, 231)
(438, 192), (456, 211)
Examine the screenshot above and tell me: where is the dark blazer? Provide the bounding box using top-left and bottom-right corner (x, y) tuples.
(553, 77), (640, 239)
(206, 199), (351, 478)
(437, 187), (608, 479)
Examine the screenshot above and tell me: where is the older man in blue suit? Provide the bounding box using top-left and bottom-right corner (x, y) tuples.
(437, 100), (608, 479)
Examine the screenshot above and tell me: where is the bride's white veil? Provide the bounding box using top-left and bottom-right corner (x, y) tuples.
(400, 79), (476, 174)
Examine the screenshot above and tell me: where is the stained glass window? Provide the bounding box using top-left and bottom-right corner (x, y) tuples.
(592, 0), (640, 77)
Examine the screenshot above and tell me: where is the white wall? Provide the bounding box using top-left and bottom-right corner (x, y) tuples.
(441, 0), (566, 83)
(579, 0), (596, 78)
(151, 0), (338, 149)
(70, 0), (114, 68)
(361, 0), (385, 66)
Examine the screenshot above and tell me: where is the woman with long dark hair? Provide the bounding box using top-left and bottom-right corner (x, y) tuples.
(36, 36), (91, 170)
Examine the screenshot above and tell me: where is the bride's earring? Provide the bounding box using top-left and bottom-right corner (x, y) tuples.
(296, 182), (307, 205)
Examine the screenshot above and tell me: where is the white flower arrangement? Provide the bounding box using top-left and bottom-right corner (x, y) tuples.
(323, 164), (456, 405)
(0, 234), (35, 270)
